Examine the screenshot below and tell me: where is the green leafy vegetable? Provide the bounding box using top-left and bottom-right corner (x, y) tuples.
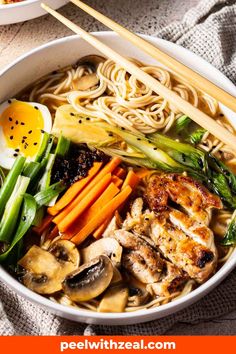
(55, 134), (71, 157)
(0, 194), (37, 262)
(221, 211), (236, 246)
(0, 175), (30, 245)
(34, 181), (65, 208)
(0, 156), (26, 219)
(172, 115), (191, 134)
(187, 128), (206, 145)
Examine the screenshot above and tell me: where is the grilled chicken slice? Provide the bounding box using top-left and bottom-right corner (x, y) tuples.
(146, 174), (222, 225)
(147, 261), (188, 298)
(146, 173), (222, 282)
(150, 215), (216, 282)
(114, 230), (164, 284)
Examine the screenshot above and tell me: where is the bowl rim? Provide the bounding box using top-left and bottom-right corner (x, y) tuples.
(0, 0), (38, 10)
(0, 32), (236, 322)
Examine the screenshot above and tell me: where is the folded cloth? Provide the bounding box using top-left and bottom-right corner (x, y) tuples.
(1, 0), (236, 335)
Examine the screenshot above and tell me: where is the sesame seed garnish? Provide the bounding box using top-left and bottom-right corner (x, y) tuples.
(41, 129), (45, 134)
(8, 99), (12, 104)
(23, 136), (27, 139)
(10, 136), (13, 140)
(15, 120), (19, 125)
(28, 130), (32, 134)
(220, 113), (224, 117)
(15, 149), (20, 152)
(108, 133), (113, 137)
(9, 117), (12, 121)
(13, 153), (18, 157)
(21, 122), (25, 126)
(70, 112), (75, 116)
(34, 106), (39, 110)
(34, 142), (38, 146)
(22, 139), (25, 144)
(137, 138), (141, 140)
(78, 119), (82, 124)
(121, 127), (125, 130)
(11, 126), (14, 130)
(153, 147), (157, 150)
(86, 117), (90, 120)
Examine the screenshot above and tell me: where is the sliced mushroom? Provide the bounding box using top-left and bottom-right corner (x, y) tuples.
(72, 73), (99, 91)
(98, 284), (129, 313)
(62, 255), (113, 302)
(19, 246), (63, 294)
(111, 266), (123, 285)
(18, 241), (80, 295)
(76, 55), (105, 71)
(49, 240), (80, 268)
(81, 238), (122, 266)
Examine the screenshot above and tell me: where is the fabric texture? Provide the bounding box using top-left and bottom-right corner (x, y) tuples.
(0, 0), (236, 336)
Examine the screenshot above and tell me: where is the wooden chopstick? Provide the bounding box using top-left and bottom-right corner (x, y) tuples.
(70, 0), (236, 113)
(41, 3), (236, 151)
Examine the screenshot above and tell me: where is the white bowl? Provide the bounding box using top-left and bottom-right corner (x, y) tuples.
(0, 32), (236, 325)
(0, 0), (68, 25)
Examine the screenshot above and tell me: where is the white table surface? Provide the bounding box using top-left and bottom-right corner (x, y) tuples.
(0, 0), (236, 335)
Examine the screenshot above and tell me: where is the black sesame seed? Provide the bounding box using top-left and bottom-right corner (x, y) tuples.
(137, 138), (141, 140)
(220, 113), (224, 117)
(86, 117), (90, 121)
(34, 106), (39, 110)
(108, 133), (113, 137)
(15, 148), (20, 152)
(13, 153), (18, 157)
(70, 112), (75, 116)
(8, 117), (12, 121)
(23, 136), (27, 139)
(121, 127), (125, 130)
(148, 140), (152, 144)
(28, 130), (32, 134)
(41, 129), (45, 134)
(11, 126), (14, 130)
(15, 120), (19, 125)
(10, 136), (13, 140)
(145, 217), (149, 221)
(34, 142), (38, 146)
(22, 139), (25, 144)
(8, 99), (12, 104)
(21, 122), (25, 126)
(78, 119), (82, 124)
(153, 147), (157, 150)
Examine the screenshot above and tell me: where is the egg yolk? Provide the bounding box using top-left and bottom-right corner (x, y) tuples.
(0, 101), (44, 158)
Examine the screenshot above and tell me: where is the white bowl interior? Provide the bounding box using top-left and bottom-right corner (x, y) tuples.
(0, 33), (236, 325)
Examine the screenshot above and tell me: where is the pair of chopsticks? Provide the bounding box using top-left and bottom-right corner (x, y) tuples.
(41, 1), (236, 151)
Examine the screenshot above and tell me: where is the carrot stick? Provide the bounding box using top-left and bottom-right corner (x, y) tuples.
(71, 186), (132, 245)
(111, 175), (123, 188)
(53, 157), (121, 225)
(122, 170), (140, 189)
(113, 167), (126, 179)
(93, 218), (111, 239)
(135, 167), (152, 179)
(64, 182), (120, 238)
(33, 214), (53, 235)
(47, 162), (102, 216)
(58, 173), (112, 232)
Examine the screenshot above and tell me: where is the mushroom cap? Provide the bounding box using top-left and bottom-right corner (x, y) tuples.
(76, 55), (105, 71)
(81, 237), (122, 267)
(62, 255), (113, 302)
(18, 241), (80, 295)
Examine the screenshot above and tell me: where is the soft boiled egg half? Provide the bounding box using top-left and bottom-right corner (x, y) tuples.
(0, 99), (52, 170)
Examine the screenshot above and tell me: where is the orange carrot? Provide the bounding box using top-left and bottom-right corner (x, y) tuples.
(64, 182), (120, 238)
(122, 170), (140, 189)
(135, 167), (152, 179)
(53, 157), (121, 225)
(33, 214), (53, 235)
(93, 218), (111, 239)
(58, 173), (112, 232)
(113, 167), (126, 179)
(111, 175), (123, 188)
(47, 162), (102, 216)
(71, 186), (132, 245)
